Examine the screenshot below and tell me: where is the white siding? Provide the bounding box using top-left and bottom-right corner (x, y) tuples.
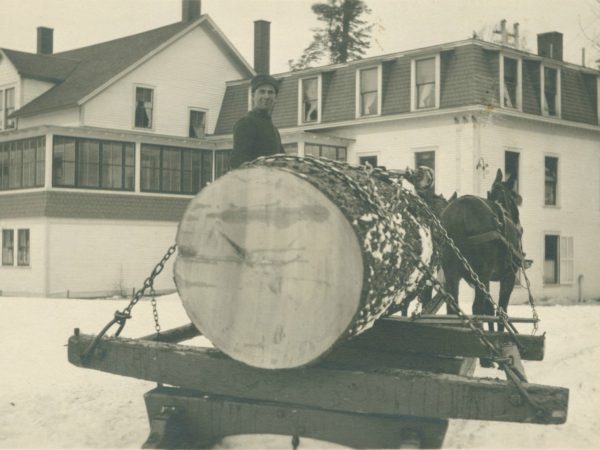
(19, 107), (80, 129)
(47, 219), (177, 297)
(477, 117), (600, 301)
(0, 53), (19, 88)
(0, 219), (47, 296)
(82, 26), (247, 136)
(22, 78), (55, 106)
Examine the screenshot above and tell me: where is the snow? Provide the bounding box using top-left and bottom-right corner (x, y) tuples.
(1, 294), (599, 449)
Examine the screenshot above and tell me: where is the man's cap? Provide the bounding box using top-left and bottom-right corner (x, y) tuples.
(251, 74), (280, 93)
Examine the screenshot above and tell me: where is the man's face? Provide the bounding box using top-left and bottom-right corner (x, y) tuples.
(252, 84), (277, 113)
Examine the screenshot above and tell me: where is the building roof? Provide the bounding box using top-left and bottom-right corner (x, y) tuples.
(9, 16), (254, 118)
(0, 48), (80, 82)
(214, 38), (599, 135)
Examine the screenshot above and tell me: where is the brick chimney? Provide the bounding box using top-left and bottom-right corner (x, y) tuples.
(254, 20), (270, 75)
(37, 27), (53, 55)
(537, 32), (563, 61)
(182, 0), (202, 22)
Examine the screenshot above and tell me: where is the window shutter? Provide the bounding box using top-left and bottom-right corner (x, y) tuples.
(559, 236), (574, 284)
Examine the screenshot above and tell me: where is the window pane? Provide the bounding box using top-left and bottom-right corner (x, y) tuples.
(161, 147), (181, 193)
(505, 151), (519, 193)
(2, 229), (14, 265)
(189, 110), (206, 138)
(5, 88), (15, 129)
(35, 137), (45, 187)
(135, 87), (153, 128)
(415, 151), (435, 170)
(17, 229), (29, 266)
(321, 145), (337, 160)
(545, 156), (558, 205)
(22, 145), (36, 187)
(503, 57), (518, 108)
(141, 146), (161, 191)
(53, 137), (76, 186)
(77, 140), (100, 187)
(361, 92), (378, 115)
(100, 142), (123, 189)
(336, 147), (347, 162)
(215, 150), (231, 178)
(360, 68), (378, 92)
(359, 155), (378, 167)
(304, 144), (320, 157)
(201, 151), (213, 189)
(417, 84), (435, 109)
(543, 68), (557, 116)
(302, 78), (319, 122)
(0, 147), (8, 189)
(124, 144), (135, 190)
(416, 58), (435, 84)
(544, 235), (559, 284)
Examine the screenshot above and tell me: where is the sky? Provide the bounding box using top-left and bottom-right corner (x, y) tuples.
(1, 0), (599, 74)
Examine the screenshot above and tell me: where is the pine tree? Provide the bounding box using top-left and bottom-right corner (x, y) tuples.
(288, 0), (373, 71)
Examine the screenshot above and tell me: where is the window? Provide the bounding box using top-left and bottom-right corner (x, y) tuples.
(415, 151), (435, 171)
(358, 67), (379, 117)
(414, 57), (436, 109)
(542, 66), (560, 117)
(4, 88), (16, 129)
(2, 229), (13, 266)
(545, 156), (558, 206)
(359, 155), (378, 167)
(304, 143), (347, 162)
(53, 136), (134, 190)
(215, 150), (231, 179)
(505, 151), (520, 193)
(189, 109), (206, 138)
(141, 144), (212, 194)
(17, 229), (29, 266)
(544, 235), (573, 284)
(135, 87), (154, 129)
(0, 137), (45, 190)
(502, 56), (519, 108)
(300, 77), (320, 123)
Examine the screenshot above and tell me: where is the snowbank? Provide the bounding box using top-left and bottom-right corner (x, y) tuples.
(0, 295), (598, 449)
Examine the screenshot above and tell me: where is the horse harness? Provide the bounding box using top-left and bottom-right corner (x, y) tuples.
(458, 197), (525, 272)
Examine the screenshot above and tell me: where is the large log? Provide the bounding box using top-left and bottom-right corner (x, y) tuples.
(174, 156), (435, 369)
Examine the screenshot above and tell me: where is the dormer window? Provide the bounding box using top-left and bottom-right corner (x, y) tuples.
(541, 66), (560, 117)
(134, 86), (154, 129)
(411, 55), (440, 111)
(501, 56), (521, 109)
(299, 76), (321, 124)
(356, 66), (381, 117)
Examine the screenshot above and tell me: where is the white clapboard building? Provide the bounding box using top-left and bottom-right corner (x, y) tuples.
(1, 0), (599, 301)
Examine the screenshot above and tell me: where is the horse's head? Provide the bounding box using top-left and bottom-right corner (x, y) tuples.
(487, 169), (522, 224)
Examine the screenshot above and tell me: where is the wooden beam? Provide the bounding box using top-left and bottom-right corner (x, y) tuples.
(68, 333), (567, 425)
(137, 319), (545, 361)
(347, 318), (545, 361)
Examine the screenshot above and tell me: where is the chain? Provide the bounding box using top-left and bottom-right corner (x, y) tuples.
(150, 287), (161, 335)
(249, 155), (548, 419)
(81, 244), (177, 364)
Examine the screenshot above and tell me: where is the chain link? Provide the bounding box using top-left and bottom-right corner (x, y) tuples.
(81, 244), (177, 363)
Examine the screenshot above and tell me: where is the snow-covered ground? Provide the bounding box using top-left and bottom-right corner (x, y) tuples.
(1, 294), (599, 449)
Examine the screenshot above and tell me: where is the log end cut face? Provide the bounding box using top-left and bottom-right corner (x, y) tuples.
(174, 167), (363, 369)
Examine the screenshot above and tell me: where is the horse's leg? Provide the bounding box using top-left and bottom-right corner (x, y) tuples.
(443, 265), (460, 315)
(497, 272), (516, 333)
(474, 278), (495, 368)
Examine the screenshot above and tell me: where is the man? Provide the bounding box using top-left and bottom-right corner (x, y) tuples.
(230, 74), (283, 169)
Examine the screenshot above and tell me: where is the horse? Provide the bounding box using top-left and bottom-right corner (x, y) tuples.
(440, 169), (524, 334)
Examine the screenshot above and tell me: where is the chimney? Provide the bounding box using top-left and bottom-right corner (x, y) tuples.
(254, 20), (270, 75)
(37, 27), (53, 55)
(512, 23), (520, 49)
(182, 0), (201, 23)
(537, 32), (563, 61)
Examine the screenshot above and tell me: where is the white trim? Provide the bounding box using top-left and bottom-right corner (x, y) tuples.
(504, 147), (521, 193)
(297, 75), (322, 125)
(132, 84), (156, 131)
(247, 86), (252, 112)
(355, 65), (382, 118)
(187, 106), (208, 139)
(411, 54), (440, 112)
(44, 132), (53, 189)
(540, 64), (561, 118)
